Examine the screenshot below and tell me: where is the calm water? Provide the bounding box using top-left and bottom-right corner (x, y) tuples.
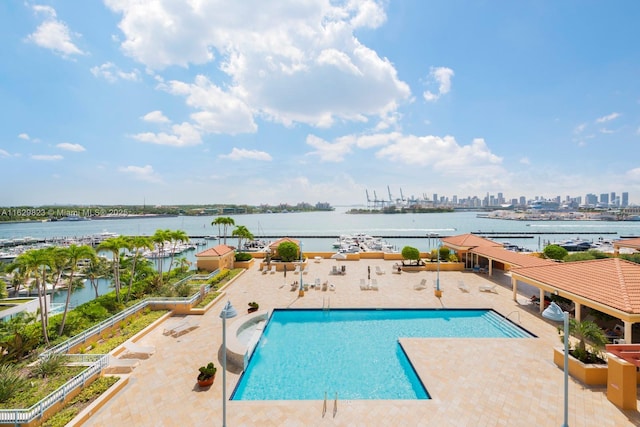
(4, 208), (640, 306)
(232, 309), (533, 401)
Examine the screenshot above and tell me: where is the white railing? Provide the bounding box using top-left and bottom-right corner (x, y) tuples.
(0, 354), (109, 424)
(1, 269), (223, 425)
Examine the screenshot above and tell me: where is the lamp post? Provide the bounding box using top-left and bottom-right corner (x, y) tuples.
(542, 302), (569, 427)
(434, 240), (442, 297)
(219, 301), (237, 427)
(298, 241), (304, 296)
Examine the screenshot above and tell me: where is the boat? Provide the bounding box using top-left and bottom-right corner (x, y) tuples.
(557, 240), (594, 252)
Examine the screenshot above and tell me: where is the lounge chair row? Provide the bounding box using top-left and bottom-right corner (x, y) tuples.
(360, 278), (378, 291)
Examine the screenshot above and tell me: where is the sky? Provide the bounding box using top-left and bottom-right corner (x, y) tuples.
(1, 0), (640, 207)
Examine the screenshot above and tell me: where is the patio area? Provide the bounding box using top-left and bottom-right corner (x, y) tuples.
(75, 259), (640, 427)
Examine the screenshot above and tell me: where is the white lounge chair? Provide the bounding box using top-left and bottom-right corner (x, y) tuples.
(123, 341), (156, 357)
(370, 278), (378, 291)
(457, 280), (470, 292)
(329, 283), (335, 291)
(414, 278), (427, 290)
(330, 266), (339, 275)
(479, 283), (497, 293)
(261, 265), (269, 274)
(106, 355), (140, 373)
(269, 266), (276, 274)
(314, 278), (321, 288)
(375, 266), (385, 275)
(360, 278), (368, 290)
(321, 281), (328, 291)
(164, 319), (199, 337)
(293, 264), (301, 274)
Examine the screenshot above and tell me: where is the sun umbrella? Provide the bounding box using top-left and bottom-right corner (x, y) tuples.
(331, 252), (347, 260)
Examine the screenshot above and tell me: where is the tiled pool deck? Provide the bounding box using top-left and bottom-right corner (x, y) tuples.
(77, 260), (640, 427)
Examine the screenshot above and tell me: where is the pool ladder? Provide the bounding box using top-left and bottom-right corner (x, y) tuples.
(322, 391), (338, 418)
(322, 296), (330, 311)
(506, 311), (521, 324)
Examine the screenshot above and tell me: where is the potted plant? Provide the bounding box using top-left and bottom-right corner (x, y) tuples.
(553, 318), (609, 385)
(248, 302), (259, 313)
(197, 362), (217, 387)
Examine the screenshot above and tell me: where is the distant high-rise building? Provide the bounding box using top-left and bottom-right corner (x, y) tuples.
(519, 196), (526, 206)
(432, 194), (438, 205)
(600, 193), (609, 205)
(611, 192), (617, 206)
(586, 193), (598, 206)
(622, 192), (629, 207)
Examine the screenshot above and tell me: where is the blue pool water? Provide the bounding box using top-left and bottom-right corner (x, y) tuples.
(232, 309), (533, 401)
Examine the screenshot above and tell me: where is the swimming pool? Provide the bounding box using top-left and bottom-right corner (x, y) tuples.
(231, 308), (534, 401)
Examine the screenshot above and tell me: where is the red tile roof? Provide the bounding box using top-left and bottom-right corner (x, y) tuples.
(470, 246), (554, 268)
(441, 233), (503, 249)
(614, 237), (640, 250)
(196, 245), (234, 257)
(512, 258), (640, 315)
(268, 237), (300, 249)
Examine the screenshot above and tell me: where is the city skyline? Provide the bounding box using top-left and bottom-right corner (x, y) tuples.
(1, 1), (640, 206)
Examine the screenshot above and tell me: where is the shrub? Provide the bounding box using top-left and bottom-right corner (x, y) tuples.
(0, 364), (27, 403)
(543, 244), (568, 261)
(175, 281), (193, 298)
(278, 242), (299, 262)
(235, 252), (253, 262)
(401, 246), (420, 265)
(31, 353), (65, 378)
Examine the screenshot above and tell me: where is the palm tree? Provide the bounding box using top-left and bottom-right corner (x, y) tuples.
(151, 229), (171, 286)
(123, 235), (153, 302)
(97, 236), (127, 302)
(232, 225), (254, 252)
(212, 217), (235, 245)
(173, 256), (192, 274)
(57, 245), (97, 335)
(46, 246), (68, 295)
(7, 248), (52, 345)
(166, 230), (189, 276)
(85, 255), (110, 298)
(565, 318), (609, 362)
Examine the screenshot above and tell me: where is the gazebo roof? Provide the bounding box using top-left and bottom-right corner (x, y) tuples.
(470, 246), (554, 268)
(195, 244), (234, 257)
(441, 233), (503, 250)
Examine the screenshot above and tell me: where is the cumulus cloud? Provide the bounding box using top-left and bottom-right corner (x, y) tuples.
(31, 154), (63, 161)
(18, 133), (30, 140)
(595, 112), (620, 123)
(0, 149), (11, 158)
(219, 148), (272, 161)
(26, 5), (84, 58)
(423, 67), (454, 102)
(142, 110), (171, 123)
(161, 75), (256, 134)
(118, 165), (162, 183)
(56, 142), (86, 152)
(305, 134), (354, 162)
(573, 123), (587, 134)
(626, 167), (640, 181)
(90, 62), (140, 82)
(132, 122), (202, 147)
(105, 0), (410, 130)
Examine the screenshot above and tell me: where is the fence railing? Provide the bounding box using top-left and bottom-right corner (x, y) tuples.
(0, 354), (109, 424)
(1, 269), (222, 425)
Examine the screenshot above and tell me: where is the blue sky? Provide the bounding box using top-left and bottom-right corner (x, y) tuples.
(1, 1), (639, 206)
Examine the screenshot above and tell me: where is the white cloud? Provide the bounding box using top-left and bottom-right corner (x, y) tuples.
(161, 75), (256, 135)
(132, 122), (202, 147)
(26, 5), (84, 58)
(90, 62), (140, 82)
(18, 133), (30, 140)
(626, 167), (640, 182)
(105, 1), (410, 129)
(219, 148), (272, 161)
(118, 165), (162, 183)
(595, 112), (620, 123)
(599, 128), (615, 134)
(573, 123), (587, 134)
(31, 154), (63, 161)
(305, 134), (353, 162)
(56, 142), (86, 152)
(142, 110), (170, 123)
(520, 157), (530, 165)
(423, 67), (454, 102)
(0, 149), (11, 158)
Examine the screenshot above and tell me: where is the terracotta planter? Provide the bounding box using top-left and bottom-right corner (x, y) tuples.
(197, 375), (215, 388)
(434, 289), (443, 298)
(552, 347), (608, 385)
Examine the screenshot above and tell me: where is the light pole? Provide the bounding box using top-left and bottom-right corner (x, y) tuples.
(434, 240), (442, 297)
(298, 241), (304, 296)
(542, 301), (569, 427)
(219, 301), (237, 427)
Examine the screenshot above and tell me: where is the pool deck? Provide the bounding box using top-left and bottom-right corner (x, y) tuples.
(77, 259), (640, 427)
